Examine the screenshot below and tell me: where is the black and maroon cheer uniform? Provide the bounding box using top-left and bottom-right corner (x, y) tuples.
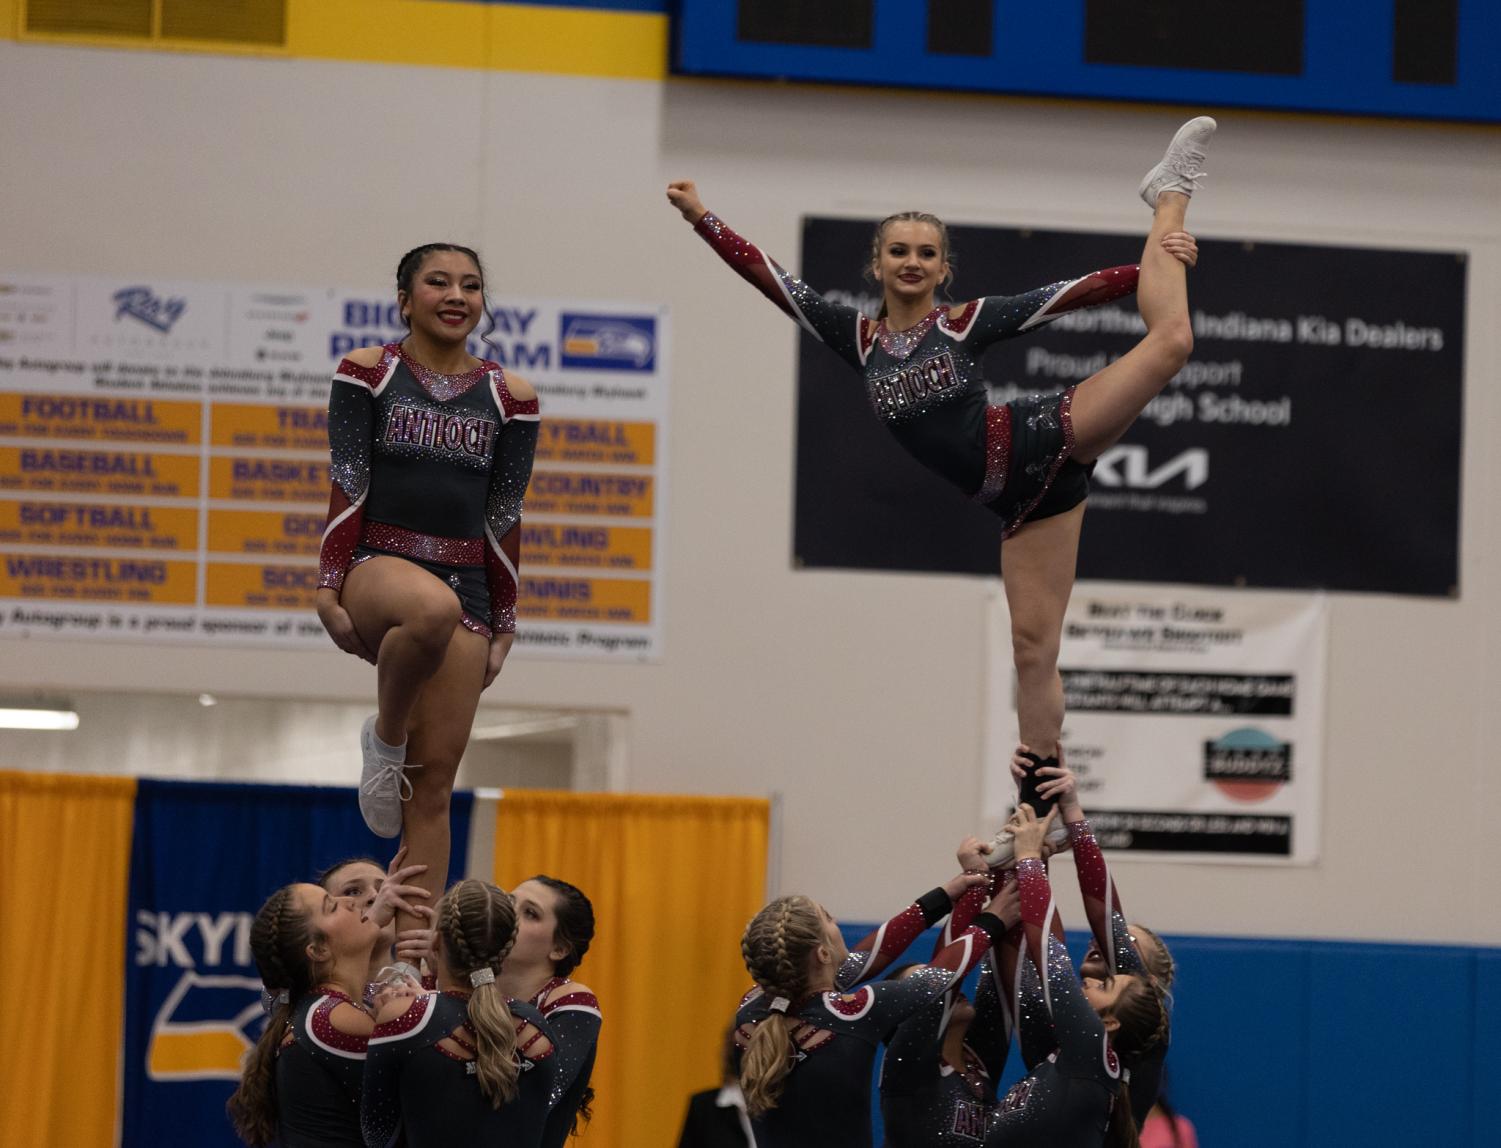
(318, 343), (539, 636)
(528, 977), (603, 1148)
(275, 989), (368, 1147)
(693, 214), (1138, 535)
(361, 991), (555, 1148)
(734, 887), (1005, 1148)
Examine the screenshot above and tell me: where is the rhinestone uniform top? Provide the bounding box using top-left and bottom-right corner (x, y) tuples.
(318, 343), (539, 632)
(733, 889), (1003, 1148)
(273, 990), (367, 1144)
(363, 991), (556, 1146)
(881, 876), (1013, 1146)
(983, 859), (1124, 1142)
(694, 212), (1138, 498)
(529, 979), (603, 1143)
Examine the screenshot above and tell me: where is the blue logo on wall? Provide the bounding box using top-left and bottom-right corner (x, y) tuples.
(114, 287), (188, 334)
(560, 313), (656, 372)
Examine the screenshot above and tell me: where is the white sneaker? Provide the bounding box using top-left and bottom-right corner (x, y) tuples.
(358, 715), (418, 839)
(983, 805), (1072, 869)
(1138, 116), (1216, 207)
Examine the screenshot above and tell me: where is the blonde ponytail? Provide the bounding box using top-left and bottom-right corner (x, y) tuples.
(738, 896), (825, 1116)
(436, 879), (521, 1109)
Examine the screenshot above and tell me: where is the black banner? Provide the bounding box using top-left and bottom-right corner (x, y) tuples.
(1086, 809), (1292, 856)
(792, 218), (1465, 596)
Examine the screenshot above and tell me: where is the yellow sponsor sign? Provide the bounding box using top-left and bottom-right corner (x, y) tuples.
(212, 403), (327, 451)
(208, 509), (325, 557)
(520, 523), (652, 571)
(0, 393), (201, 444)
(208, 457), (328, 503)
(0, 554), (196, 604)
(0, 446), (199, 498)
(525, 471), (653, 518)
(534, 419), (655, 466)
(0, 501), (198, 550)
(517, 575), (650, 624)
(206, 561), (320, 610)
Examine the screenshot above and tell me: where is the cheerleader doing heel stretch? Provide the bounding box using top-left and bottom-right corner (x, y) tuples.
(316, 243), (540, 945)
(734, 857), (1000, 1148)
(669, 116), (1214, 799)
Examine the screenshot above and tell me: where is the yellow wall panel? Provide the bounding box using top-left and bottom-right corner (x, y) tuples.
(0, 772), (135, 1148)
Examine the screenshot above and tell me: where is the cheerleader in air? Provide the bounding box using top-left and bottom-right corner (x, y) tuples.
(316, 244), (539, 936)
(734, 850), (1001, 1147)
(983, 805), (1169, 1148)
(227, 884), (388, 1147)
(668, 117), (1213, 795)
(361, 880), (558, 1148)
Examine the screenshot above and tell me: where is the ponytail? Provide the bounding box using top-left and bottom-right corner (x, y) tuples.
(738, 896), (825, 1116)
(1104, 1076), (1142, 1148)
(437, 879), (521, 1108)
(227, 886), (319, 1146)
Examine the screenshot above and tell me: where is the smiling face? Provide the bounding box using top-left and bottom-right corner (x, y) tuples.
(399, 249), (485, 348)
(872, 219), (950, 315)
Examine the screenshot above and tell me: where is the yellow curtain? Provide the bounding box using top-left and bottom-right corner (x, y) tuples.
(495, 791), (769, 1148)
(0, 771), (135, 1147)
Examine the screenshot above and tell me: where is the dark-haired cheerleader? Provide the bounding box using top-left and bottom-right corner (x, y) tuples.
(315, 243), (539, 942)
(669, 117), (1214, 791)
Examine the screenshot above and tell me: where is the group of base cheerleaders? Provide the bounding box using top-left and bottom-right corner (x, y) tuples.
(228, 857), (599, 1148)
(681, 116), (1216, 1147)
(280, 106), (1214, 1146)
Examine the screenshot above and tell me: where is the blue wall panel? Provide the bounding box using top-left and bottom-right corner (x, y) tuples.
(676, 0), (1501, 123)
(831, 923), (1496, 1145)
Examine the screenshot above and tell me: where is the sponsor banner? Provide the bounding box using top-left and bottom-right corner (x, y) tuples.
(793, 220), (1464, 596)
(122, 778), (474, 1148)
(0, 554), (197, 604)
(984, 586), (1326, 863)
(520, 522), (653, 571)
(0, 501), (199, 550)
(210, 402), (326, 451)
(0, 272), (668, 658)
(0, 393), (200, 444)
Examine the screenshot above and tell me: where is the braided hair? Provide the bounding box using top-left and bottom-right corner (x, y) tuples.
(738, 895), (826, 1116)
(437, 880), (521, 1108)
(1129, 922), (1178, 992)
(864, 211), (956, 319)
(227, 886), (321, 1146)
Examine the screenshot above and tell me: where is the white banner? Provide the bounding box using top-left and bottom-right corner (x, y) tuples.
(984, 584), (1326, 864)
(0, 273), (668, 660)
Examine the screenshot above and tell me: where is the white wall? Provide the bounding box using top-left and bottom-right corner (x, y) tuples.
(3, 41), (1498, 944)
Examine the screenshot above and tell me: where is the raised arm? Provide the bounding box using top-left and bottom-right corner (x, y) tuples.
(1016, 749), (1144, 977)
(837, 869), (989, 990)
(667, 180), (870, 372)
(944, 265), (1139, 353)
